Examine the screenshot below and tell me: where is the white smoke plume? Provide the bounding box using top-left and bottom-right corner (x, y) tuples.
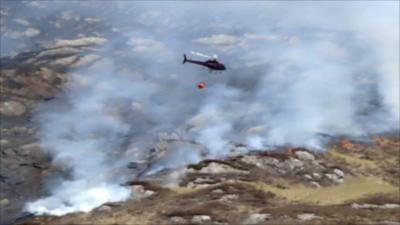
(2, 1), (397, 216)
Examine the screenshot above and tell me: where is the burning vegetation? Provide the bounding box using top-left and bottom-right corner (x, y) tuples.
(1, 2), (399, 225)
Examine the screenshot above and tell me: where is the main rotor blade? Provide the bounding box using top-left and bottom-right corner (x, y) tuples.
(191, 51), (212, 59)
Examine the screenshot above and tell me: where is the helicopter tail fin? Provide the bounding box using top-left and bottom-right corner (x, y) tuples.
(183, 54), (187, 64)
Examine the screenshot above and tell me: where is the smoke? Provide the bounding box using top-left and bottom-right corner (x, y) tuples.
(25, 60), (138, 215)
(2, 1), (398, 216)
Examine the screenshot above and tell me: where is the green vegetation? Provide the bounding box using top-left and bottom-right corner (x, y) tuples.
(245, 176), (398, 205)
(328, 150), (378, 169)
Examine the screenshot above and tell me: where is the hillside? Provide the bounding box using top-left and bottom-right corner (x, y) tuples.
(1, 43), (399, 225)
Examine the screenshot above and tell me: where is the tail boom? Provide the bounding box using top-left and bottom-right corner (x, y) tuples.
(183, 54), (187, 64)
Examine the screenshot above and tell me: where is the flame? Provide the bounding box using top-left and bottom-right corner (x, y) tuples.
(287, 147), (295, 156)
(373, 136), (386, 147)
(341, 139), (353, 150)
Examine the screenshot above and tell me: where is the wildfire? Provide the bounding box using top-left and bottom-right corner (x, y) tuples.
(287, 147), (295, 156)
(341, 139), (353, 150)
(373, 136), (386, 147)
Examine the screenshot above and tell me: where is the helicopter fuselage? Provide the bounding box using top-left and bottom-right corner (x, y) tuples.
(183, 54), (226, 71)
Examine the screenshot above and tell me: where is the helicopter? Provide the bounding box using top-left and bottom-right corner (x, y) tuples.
(183, 52), (226, 89)
(183, 52), (226, 71)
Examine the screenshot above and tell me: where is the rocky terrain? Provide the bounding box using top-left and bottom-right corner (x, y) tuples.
(0, 38), (105, 224)
(1, 40), (399, 225)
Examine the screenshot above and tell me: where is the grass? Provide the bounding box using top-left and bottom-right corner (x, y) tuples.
(244, 176), (398, 205)
(328, 149), (378, 169)
(172, 186), (198, 194)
